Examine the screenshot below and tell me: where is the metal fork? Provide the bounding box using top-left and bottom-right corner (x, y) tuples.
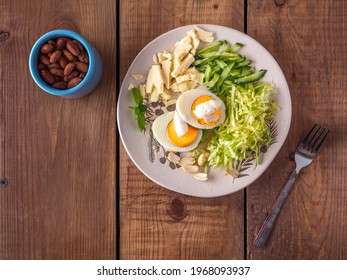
(253, 123), (330, 247)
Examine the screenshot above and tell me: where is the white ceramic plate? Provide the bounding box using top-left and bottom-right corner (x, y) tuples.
(117, 24), (291, 198)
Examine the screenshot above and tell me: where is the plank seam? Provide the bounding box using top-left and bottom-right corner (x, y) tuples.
(115, 0), (121, 261)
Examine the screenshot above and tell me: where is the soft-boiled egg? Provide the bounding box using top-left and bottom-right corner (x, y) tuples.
(176, 89), (226, 129)
(152, 111), (203, 152)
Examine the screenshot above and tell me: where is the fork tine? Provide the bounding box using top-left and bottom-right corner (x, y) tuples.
(313, 127), (330, 153)
(302, 124), (317, 146)
(309, 125), (324, 150)
(302, 124), (330, 153)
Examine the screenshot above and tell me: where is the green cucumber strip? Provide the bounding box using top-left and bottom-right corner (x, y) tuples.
(218, 40), (229, 52)
(191, 57), (214, 66)
(240, 67), (253, 77)
(215, 59), (227, 69)
(213, 62), (235, 91)
(226, 42), (244, 53)
(203, 64), (212, 81)
(212, 65), (221, 73)
(234, 59), (252, 68)
(205, 73), (220, 87)
(197, 40), (224, 55)
(234, 69), (267, 84)
(230, 69), (242, 77)
(200, 51), (241, 59)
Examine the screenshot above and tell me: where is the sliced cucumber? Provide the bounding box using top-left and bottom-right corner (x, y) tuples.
(190, 40), (268, 97)
(234, 70), (267, 84)
(197, 40), (224, 55)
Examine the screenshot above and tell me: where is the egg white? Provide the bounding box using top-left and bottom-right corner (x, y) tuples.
(152, 111), (202, 152)
(176, 89), (226, 129)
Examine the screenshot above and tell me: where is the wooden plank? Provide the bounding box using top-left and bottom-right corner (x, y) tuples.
(0, 0), (116, 259)
(119, 0), (245, 259)
(247, 0), (347, 259)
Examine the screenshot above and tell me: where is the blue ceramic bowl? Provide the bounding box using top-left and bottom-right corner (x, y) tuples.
(29, 30), (102, 98)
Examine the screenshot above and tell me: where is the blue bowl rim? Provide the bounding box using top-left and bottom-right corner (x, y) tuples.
(29, 29), (96, 96)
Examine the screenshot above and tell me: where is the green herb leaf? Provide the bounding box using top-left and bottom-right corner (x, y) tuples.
(130, 87), (147, 132)
(134, 107), (140, 115)
(131, 88), (143, 105)
(138, 104), (147, 112)
(136, 111), (146, 132)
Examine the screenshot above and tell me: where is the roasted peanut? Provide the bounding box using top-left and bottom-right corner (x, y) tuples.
(54, 75), (61, 82)
(49, 68), (64, 77)
(194, 173), (208, 181)
(63, 49), (75, 61)
(37, 63), (46, 70)
(72, 39), (84, 52)
(56, 38), (66, 50)
(74, 62), (88, 73)
(167, 152), (180, 164)
(39, 54), (50, 65)
(67, 77), (82, 89)
(78, 52), (89, 63)
(58, 56), (68, 68)
(40, 43), (54, 54)
(47, 63), (61, 69)
(182, 165), (199, 173)
(51, 81), (67, 89)
(49, 50), (62, 63)
(180, 157), (196, 166)
(64, 70), (79, 82)
(47, 40), (57, 48)
(63, 62), (75, 76)
(197, 153), (209, 166)
(40, 70), (55, 84)
(66, 40), (80, 56)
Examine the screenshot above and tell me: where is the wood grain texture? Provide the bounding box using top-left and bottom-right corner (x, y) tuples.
(119, 0), (245, 259)
(0, 0), (116, 259)
(247, 0), (347, 259)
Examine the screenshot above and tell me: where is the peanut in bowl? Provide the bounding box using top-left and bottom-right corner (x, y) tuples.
(29, 29), (102, 98)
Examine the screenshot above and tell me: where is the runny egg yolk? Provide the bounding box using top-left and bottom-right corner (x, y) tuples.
(167, 120), (198, 147)
(191, 95), (221, 126)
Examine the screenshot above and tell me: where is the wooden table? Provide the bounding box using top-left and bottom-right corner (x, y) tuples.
(0, 0), (346, 260)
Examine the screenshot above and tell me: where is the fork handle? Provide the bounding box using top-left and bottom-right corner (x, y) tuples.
(253, 169), (299, 247)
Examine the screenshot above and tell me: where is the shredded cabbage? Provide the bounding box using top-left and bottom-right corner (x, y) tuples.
(207, 82), (277, 170)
